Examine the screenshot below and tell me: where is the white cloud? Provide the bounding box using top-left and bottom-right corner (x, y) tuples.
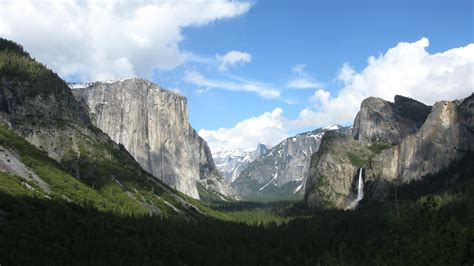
(184, 70), (280, 99)
(287, 64), (323, 89)
(310, 89), (330, 108)
(287, 78), (323, 89)
(291, 37), (474, 128)
(0, 0), (251, 81)
(199, 108), (289, 152)
(337, 63), (355, 83)
(217, 50), (251, 71)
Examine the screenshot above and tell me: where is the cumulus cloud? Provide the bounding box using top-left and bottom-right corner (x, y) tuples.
(291, 37), (474, 128)
(217, 50), (251, 71)
(199, 108), (289, 152)
(184, 70), (280, 99)
(287, 64), (323, 89)
(0, 0), (251, 81)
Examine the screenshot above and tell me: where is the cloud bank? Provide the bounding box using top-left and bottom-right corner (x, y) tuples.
(0, 0), (251, 81)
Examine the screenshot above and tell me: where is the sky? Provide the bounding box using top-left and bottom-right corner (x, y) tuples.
(0, 0), (473, 153)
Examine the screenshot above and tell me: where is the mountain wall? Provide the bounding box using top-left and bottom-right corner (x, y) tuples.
(73, 79), (234, 200)
(369, 96), (474, 183)
(304, 95), (474, 208)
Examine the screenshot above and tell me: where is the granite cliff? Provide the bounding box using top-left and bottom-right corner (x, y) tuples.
(73, 79), (234, 200)
(352, 95), (431, 144)
(305, 95), (474, 208)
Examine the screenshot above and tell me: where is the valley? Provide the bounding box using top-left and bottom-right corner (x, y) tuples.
(1, 28), (473, 266)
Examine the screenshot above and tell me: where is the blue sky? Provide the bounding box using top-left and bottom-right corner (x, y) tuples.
(158, 0), (473, 131)
(1, 0), (472, 152)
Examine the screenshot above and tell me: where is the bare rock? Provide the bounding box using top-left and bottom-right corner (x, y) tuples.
(73, 78), (235, 199)
(352, 95), (431, 144)
(305, 94), (473, 208)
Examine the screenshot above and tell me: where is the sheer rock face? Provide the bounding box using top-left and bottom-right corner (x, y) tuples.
(352, 95), (431, 145)
(305, 94), (473, 209)
(304, 132), (360, 208)
(369, 96), (474, 183)
(73, 78), (233, 199)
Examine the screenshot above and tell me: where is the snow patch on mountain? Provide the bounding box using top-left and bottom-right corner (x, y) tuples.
(259, 172), (278, 191)
(213, 144), (269, 182)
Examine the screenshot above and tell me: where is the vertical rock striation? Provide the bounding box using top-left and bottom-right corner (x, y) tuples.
(73, 79), (233, 199)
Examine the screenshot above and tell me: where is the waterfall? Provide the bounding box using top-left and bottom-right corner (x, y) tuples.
(349, 168), (364, 209)
(356, 168), (364, 202)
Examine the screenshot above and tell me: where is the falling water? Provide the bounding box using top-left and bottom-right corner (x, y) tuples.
(356, 168), (364, 202)
(349, 168), (364, 209)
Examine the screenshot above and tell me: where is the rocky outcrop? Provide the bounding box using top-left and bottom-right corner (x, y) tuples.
(73, 79), (234, 199)
(0, 145), (51, 194)
(0, 78), (91, 129)
(352, 95), (431, 145)
(305, 94), (474, 209)
(0, 75), (103, 163)
(370, 96), (474, 183)
(233, 126), (347, 201)
(304, 132), (363, 208)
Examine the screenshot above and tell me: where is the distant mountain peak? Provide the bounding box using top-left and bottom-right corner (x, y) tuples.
(232, 125), (349, 201)
(213, 143), (270, 183)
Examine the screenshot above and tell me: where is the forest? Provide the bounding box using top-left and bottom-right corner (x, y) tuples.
(1, 152), (473, 265)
